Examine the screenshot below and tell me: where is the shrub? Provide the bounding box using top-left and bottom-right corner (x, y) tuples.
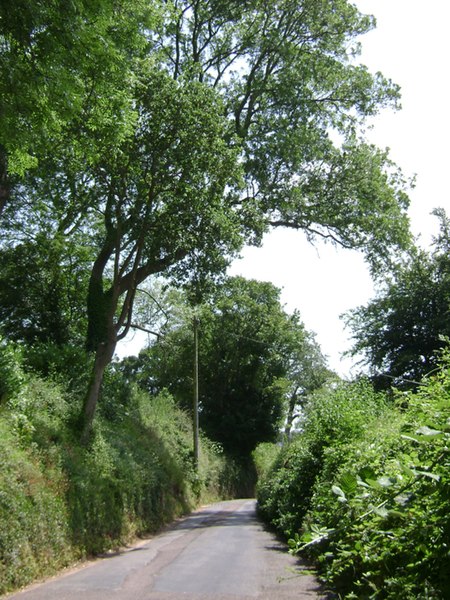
(64, 386), (231, 553)
(257, 379), (386, 536)
(253, 442), (281, 481)
(23, 342), (92, 395)
(0, 420), (74, 593)
(286, 353), (450, 599)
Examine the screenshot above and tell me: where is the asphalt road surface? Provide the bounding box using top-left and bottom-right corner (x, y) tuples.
(6, 499), (324, 600)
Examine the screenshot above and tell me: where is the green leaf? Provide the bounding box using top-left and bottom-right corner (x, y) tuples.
(416, 425), (443, 437)
(400, 463), (415, 477)
(332, 485), (347, 501)
(377, 476), (395, 487)
(388, 509), (406, 519)
(401, 434), (421, 443)
(339, 471), (358, 495)
(366, 478), (382, 490)
(358, 466), (377, 482)
(373, 505), (389, 517)
(413, 469), (440, 482)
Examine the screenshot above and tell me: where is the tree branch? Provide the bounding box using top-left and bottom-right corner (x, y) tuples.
(129, 323), (162, 339)
(268, 219), (355, 248)
(118, 247), (189, 296)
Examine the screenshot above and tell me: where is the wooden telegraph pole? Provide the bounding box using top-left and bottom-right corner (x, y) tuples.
(193, 315), (199, 469)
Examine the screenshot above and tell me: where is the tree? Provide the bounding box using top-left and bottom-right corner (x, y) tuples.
(283, 329), (333, 438)
(134, 277), (329, 459)
(0, 0), (156, 214)
(76, 72), (240, 437)
(156, 0), (411, 265)
(344, 209), (450, 389)
(0, 234), (90, 346)
(3, 0), (413, 437)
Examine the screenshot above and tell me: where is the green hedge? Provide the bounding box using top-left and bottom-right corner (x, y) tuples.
(0, 345), (232, 595)
(257, 379), (386, 535)
(257, 356), (450, 599)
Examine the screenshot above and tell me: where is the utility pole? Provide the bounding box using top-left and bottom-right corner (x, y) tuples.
(193, 315), (199, 469)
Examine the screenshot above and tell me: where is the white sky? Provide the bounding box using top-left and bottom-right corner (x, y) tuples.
(228, 0), (450, 377)
(118, 1), (450, 376)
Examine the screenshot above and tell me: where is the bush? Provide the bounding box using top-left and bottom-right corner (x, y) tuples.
(253, 442), (281, 481)
(0, 368), (234, 595)
(23, 342), (93, 396)
(265, 353), (450, 599)
(0, 420), (74, 592)
(64, 386), (233, 553)
(257, 379), (386, 536)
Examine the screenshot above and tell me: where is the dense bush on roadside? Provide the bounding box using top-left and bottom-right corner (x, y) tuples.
(252, 442), (281, 481)
(0, 345), (231, 595)
(0, 417), (73, 592)
(257, 379), (386, 536)
(257, 354), (450, 599)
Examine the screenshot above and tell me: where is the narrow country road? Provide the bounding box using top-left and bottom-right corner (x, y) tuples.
(5, 499), (324, 600)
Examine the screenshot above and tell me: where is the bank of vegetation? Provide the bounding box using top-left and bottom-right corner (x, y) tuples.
(256, 212), (450, 599)
(256, 355), (450, 599)
(258, 364), (450, 600)
(0, 341), (236, 595)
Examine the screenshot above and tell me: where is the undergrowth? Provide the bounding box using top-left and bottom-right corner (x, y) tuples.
(0, 341), (234, 595)
(256, 356), (450, 599)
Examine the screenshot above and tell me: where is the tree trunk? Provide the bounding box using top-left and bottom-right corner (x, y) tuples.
(82, 336), (116, 442)
(284, 390), (298, 440)
(81, 241), (188, 441)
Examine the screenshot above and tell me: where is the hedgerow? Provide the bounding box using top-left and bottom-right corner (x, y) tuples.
(257, 356), (450, 598)
(257, 379), (386, 536)
(0, 344), (232, 595)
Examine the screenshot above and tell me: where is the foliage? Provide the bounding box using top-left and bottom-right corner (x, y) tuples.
(253, 442), (282, 481)
(22, 343), (93, 399)
(0, 340), (232, 595)
(1, 0), (414, 435)
(258, 350), (450, 598)
(344, 208), (450, 389)
(131, 276), (325, 460)
(0, 336), (24, 403)
(257, 379), (386, 536)
(156, 0), (412, 267)
(0, 0), (155, 191)
(0, 418), (73, 593)
(0, 235), (90, 346)
(0, 0), (160, 432)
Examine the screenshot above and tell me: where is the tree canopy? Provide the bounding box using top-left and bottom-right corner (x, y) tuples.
(0, 234), (90, 346)
(0, 0), (156, 209)
(1, 0), (413, 435)
(344, 209), (450, 389)
(130, 277), (330, 458)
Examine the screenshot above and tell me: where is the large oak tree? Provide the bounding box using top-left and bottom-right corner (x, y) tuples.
(2, 0), (413, 436)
